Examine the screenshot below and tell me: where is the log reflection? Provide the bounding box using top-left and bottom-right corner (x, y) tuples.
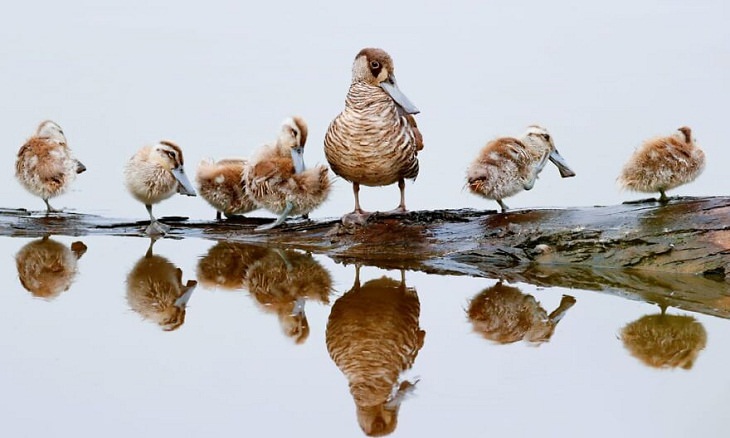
(467, 281), (575, 344)
(126, 240), (197, 331)
(15, 236), (87, 299)
(246, 248), (332, 344)
(326, 267), (425, 436)
(621, 306), (707, 370)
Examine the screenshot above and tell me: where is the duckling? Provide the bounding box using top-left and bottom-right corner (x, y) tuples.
(618, 126), (705, 202)
(326, 267), (425, 436)
(243, 117), (331, 231)
(621, 307), (707, 369)
(246, 248), (332, 344)
(15, 237), (87, 300)
(196, 158), (258, 220)
(466, 125), (575, 212)
(15, 120), (86, 212)
(124, 140), (197, 235)
(324, 48), (423, 224)
(126, 240), (197, 331)
(196, 241), (269, 291)
(467, 281), (576, 345)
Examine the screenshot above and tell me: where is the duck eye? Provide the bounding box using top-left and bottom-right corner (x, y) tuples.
(370, 61), (380, 69)
(543, 134), (551, 141)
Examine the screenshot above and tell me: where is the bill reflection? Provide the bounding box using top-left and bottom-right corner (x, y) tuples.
(126, 239), (197, 331)
(15, 236), (87, 300)
(327, 267), (425, 437)
(467, 281), (575, 345)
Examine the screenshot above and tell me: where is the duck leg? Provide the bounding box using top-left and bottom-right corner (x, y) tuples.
(144, 204), (170, 235)
(43, 198), (59, 213)
(658, 190), (669, 203)
(497, 199), (509, 213)
(256, 201), (293, 231)
(382, 178), (408, 215)
(342, 183), (372, 225)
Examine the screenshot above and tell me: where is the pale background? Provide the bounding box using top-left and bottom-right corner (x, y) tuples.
(1, 1), (729, 437)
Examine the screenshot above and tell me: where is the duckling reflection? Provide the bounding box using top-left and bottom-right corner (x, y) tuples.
(620, 306), (707, 370)
(326, 267), (425, 436)
(246, 249), (332, 343)
(467, 281), (576, 344)
(196, 241), (269, 291)
(126, 240), (197, 331)
(15, 237), (87, 300)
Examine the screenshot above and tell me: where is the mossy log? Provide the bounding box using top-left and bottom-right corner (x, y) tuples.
(3, 196), (730, 318)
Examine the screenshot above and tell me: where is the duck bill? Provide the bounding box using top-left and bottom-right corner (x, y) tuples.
(549, 150), (576, 178)
(75, 160), (87, 174)
(380, 75), (420, 115)
(172, 166), (197, 196)
(290, 147), (306, 174)
(174, 280), (197, 308)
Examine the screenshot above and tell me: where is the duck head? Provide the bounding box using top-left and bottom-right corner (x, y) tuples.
(278, 116), (309, 174)
(352, 48), (420, 115)
(151, 140), (197, 196)
(524, 125), (576, 178)
(677, 126), (693, 143)
(36, 120), (67, 145)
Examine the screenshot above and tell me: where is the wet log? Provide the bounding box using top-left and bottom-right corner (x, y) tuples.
(3, 196), (730, 318)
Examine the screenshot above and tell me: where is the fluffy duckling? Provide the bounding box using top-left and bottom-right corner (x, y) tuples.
(15, 120), (86, 212)
(326, 267), (425, 436)
(618, 126), (705, 202)
(466, 125), (575, 212)
(243, 117), (331, 231)
(124, 140), (197, 235)
(467, 281), (576, 345)
(196, 158), (258, 220)
(246, 248), (332, 344)
(196, 241), (269, 291)
(324, 48), (423, 224)
(621, 308), (707, 369)
(15, 237), (87, 300)
(126, 240), (197, 331)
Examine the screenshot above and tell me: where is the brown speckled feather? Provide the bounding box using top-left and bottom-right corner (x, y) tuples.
(196, 158), (257, 216)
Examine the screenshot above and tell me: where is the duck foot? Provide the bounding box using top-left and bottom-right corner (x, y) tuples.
(342, 211), (372, 226)
(379, 206), (409, 216)
(145, 220), (170, 236)
(623, 197), (665, 205)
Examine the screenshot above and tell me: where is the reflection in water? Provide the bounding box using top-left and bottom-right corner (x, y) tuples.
(327, 267), (425, 436)
(621, 306), (707, 370)
(247, 249), (332, 344)
(196, 241), (269, 290)
(15, 236), (87, 299)
(126, 240), (197, 331)
(467, 281), (576, 344)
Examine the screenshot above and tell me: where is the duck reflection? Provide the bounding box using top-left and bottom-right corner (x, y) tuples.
(620, 306), (707, 370)
(126, 240), (197, 331)
(246, 248), (332, 344)
(196, 241), (269, 291)
(326, 267), (425, 437)
(15, 236), (87, 299)
(467, 281), (576, 345)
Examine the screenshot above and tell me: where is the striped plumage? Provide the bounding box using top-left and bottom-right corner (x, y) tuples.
(467, 125), (575, 212)
(243, 116), (331, 230)
(124, 140), (197, 235)
(618, 126), (705, 202)
(196, 158), (257, 220)
(326, 268), (425, 436)
(15, 120), (86, 212)
(324, 48), (422, 221)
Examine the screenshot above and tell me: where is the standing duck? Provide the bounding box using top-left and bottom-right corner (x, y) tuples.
(124, 140), (197, 235)
(243, 117), (331, 231)
(618, 126), (705, 202)
(196, 158), (257, 220)
(15, 120), (86, 212)
(324, 48), (423, 224)
(466, 125), (575, 212)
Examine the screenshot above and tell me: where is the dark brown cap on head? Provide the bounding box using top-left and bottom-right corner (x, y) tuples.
(678, 126), (692, 143)
(291, 115), (309, 146)
(356, 47), (394, 78)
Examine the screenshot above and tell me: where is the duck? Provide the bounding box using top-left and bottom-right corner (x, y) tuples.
(467, 281), (576, 345)
(326, 266), (425, 436)
(126, 240), (197, 331)
(15, 120), (87, 212)
(15, 237), (87, 300)
(196, 158), (258, 220)
(243, 116), (331, 231)
(324, 48), (423, 224)
(617, 126), (705, 202)
(196, 242), (269, 291)
(124, 140), (197, 235)
(466, 125), (575, 212)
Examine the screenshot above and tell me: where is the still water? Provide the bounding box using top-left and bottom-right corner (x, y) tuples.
(1, 234), (728, 437)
